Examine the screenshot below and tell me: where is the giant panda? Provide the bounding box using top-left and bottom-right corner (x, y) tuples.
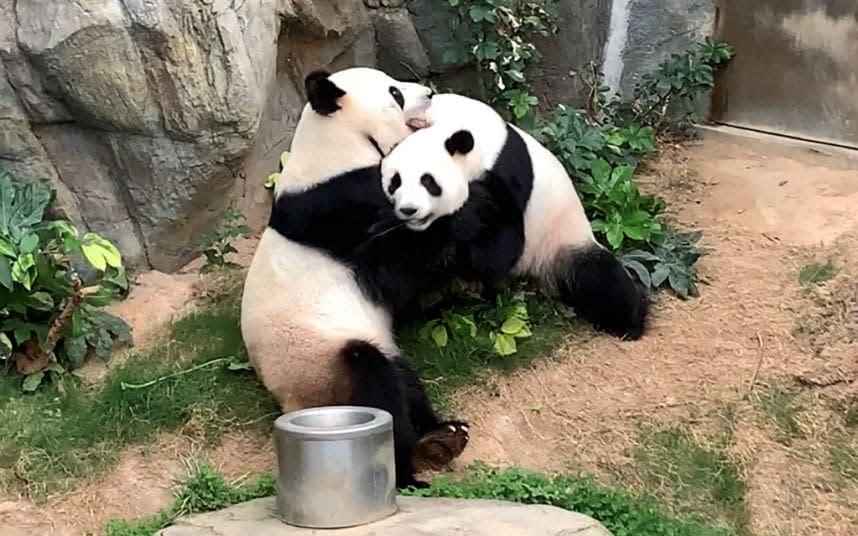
(240, 68), (469, 489)
(378, 93), (648, 340)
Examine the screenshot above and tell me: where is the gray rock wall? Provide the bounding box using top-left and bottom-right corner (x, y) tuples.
(0, 0), (714, 274)
(619, 0), (716, 96)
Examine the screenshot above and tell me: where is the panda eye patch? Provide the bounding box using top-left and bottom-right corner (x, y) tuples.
(387, 173), (402, 195)
(421, 174), (442, 197)
(389, 86), (404, 109)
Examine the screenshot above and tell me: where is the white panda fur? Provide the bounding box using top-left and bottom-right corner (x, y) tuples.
(241, 68), (469, 489)
(380, 93), (648, 339)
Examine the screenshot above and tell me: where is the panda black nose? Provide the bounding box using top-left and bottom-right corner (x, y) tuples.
(428, 90), (435, 99)
(399, 207), (418, 217)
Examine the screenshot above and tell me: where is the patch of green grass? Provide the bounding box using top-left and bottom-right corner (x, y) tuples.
(1, 279), (577, 498)
(632, 426), (750, 534)
(0, 303), (279, 499)
(752, 383), (804, 445)
(111, 462), (731, 536)
(407, 462), (734, 536)
(105, 461), (274, 536)
(798, 259), (838, 288)
(829, 439), (858, 482)
(399, 287), (578, 410)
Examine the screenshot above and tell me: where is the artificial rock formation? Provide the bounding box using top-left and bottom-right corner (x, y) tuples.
(0, 0), (711, 273)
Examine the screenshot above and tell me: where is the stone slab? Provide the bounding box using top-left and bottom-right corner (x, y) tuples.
(158, 496), (613, 536)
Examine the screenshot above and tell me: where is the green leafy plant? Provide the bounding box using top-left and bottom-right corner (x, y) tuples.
(419, 284), (534, 357)
(198, 207), (253, 274)
(444, 0), (558, 120)
(581, 159), (665, 249)
(620, 228), (707, 299)
(0, 168), (131, 390)
(602, 38), (736, 135)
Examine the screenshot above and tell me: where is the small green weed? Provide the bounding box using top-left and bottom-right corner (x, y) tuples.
(798, 259), (838, 288)
(632, 426), (750, 534)
(197, 207), (253, 274)
(105, 461), (275, 536)
(752, 383), (804, 445)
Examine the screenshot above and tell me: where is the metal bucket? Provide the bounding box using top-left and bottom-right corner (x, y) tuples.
(274, 406), (397, 528)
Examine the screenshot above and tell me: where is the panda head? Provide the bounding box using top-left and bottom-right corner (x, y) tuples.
(277, 68), (434, 193)
(380, 128), (477, 231)
(306, 67), (433, 150)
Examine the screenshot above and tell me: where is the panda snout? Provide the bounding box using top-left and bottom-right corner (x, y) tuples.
(398, 206), (418, 217)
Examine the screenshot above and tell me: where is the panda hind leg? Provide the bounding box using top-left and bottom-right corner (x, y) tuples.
(340, 340), (426, 489)
(552, 244), (649, 340)
(395, 358), (470, 472)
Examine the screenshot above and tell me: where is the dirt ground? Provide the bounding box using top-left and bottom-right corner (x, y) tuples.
(2, 131), (857, 535)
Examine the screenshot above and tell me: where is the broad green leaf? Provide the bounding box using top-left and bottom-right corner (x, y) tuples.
(623, 259), (652, 288)
(83, 287), (120, 307)
(25, 292), (54, 311)
(431, 324), (448, 348)
(469, 5), (493, 22)
(449, 313), (477, 338)
(606, 226), (624, 250)
(89, 310), (133, 345)
(0, 255), (11, 290)
(0, 332), (11, 359)
(227, 360), (254, 371)
(93, 329), (113, 360)
(18, 232), (39, 255)
(83, 233), (122, 268)
(0, 172), (53, 241)
(64, 236), (82, 252)
(64, 333), (88, 364)
(419, 319), (439, 342)
(10, 254), (35, 290)
(651, 264), (671, 287)
(0, 237), (15, 257)
(51, 220), (79, 239)
(611, 165), (635, 184)
(512, 324), (533, 339)
(22, 371), (45, 392)
(623, 225), (650, 241)
(590, 159), (612, 182)
(500, 317), (527, 335)
(81, 243), (107, 271)
(492, 332), (517, 356)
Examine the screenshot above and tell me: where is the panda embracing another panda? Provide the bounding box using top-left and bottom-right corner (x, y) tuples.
(242, 68), (471, 490)
(241, 68), (648, 490)
(379, 92), (648, 339)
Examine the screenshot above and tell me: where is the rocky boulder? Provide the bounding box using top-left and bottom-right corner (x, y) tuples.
(157, 496), (614, 535)
(0, 0), (374, 272)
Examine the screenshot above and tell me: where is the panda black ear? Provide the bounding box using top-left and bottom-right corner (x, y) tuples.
(305, 70), (346, 116)
(445, 130), (475, 156)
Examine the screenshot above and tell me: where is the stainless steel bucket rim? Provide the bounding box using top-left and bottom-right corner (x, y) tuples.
(274, 405), (392, 441)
